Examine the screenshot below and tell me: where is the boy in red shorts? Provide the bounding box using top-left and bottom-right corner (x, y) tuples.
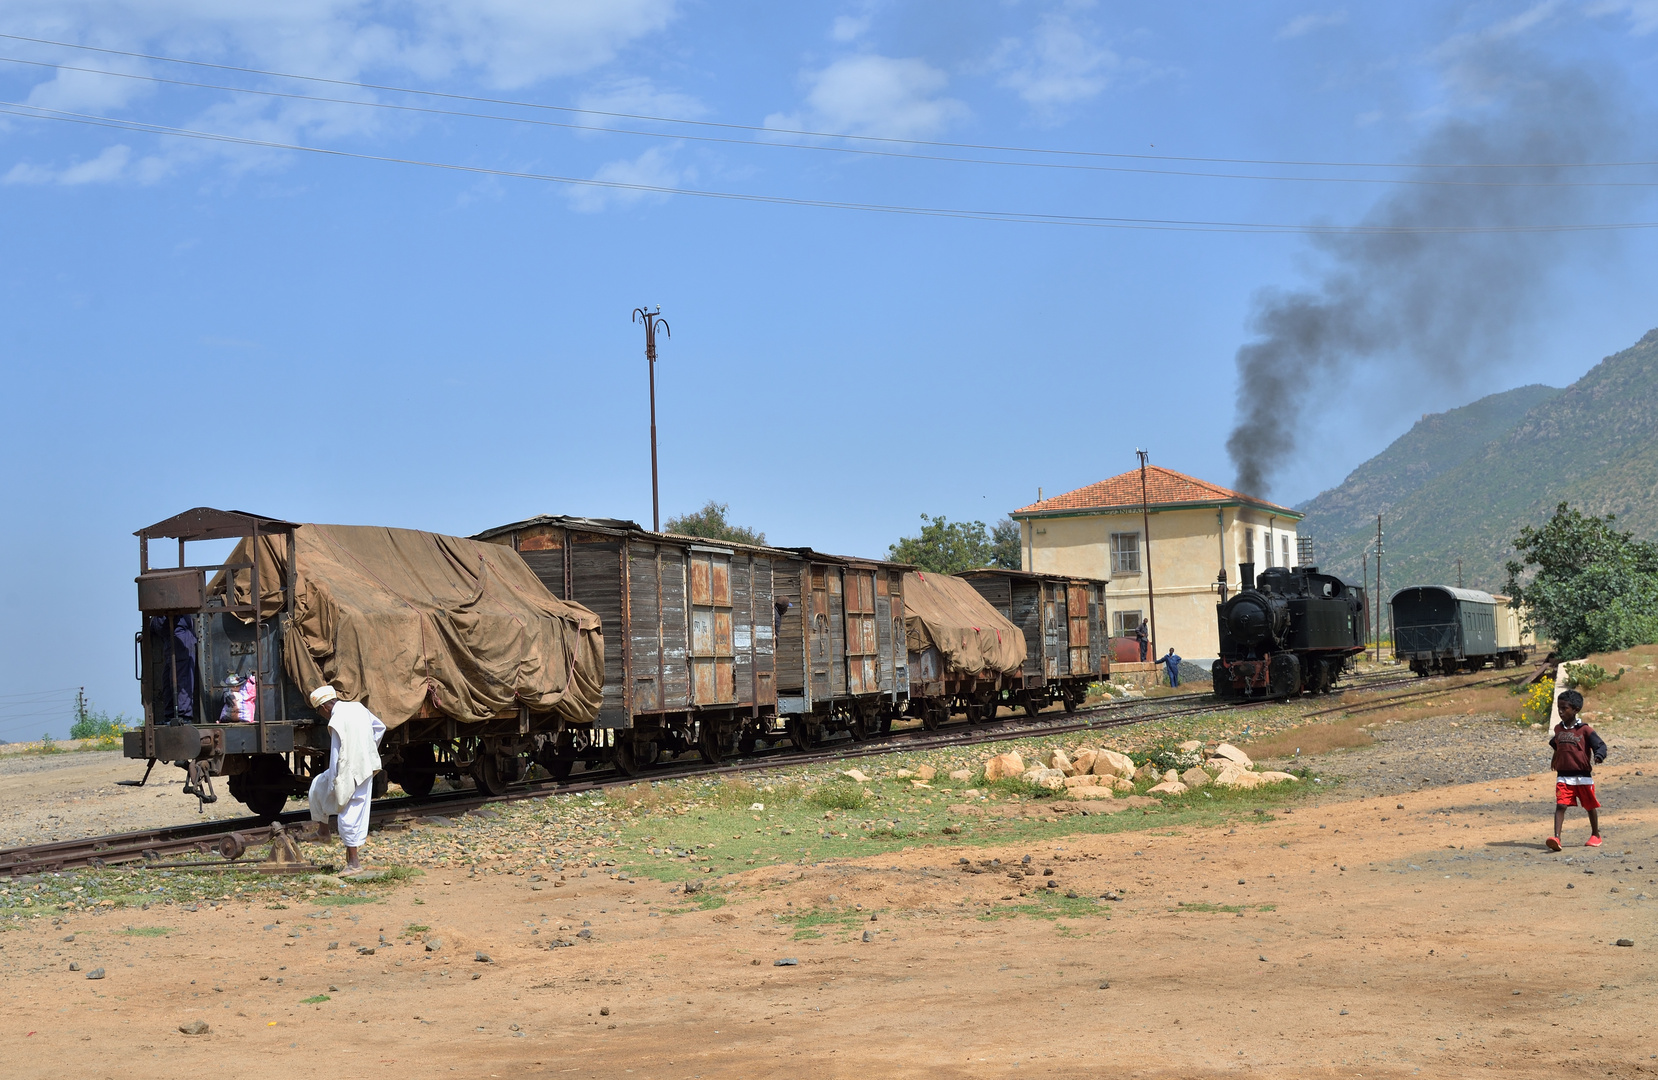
(1546, 688), (1608, 851)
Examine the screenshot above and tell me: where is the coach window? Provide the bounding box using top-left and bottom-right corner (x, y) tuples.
(1110, 532), (1141, 574)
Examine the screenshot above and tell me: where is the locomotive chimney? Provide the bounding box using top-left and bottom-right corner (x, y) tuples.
(1239, 561), (1256, 591)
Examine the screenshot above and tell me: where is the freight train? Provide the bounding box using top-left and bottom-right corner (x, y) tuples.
(1211, 560), (1368, 700)
(125, 507), (1110, 817)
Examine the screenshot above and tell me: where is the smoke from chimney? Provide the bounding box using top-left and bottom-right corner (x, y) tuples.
(1226, 41), (1643, 499)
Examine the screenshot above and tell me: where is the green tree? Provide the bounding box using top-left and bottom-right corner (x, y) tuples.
(663, 501), (767, 546)
(889, 514), (1019, 573)
(1503, 502), (1658, 659)
(990, 518), (1022, 570)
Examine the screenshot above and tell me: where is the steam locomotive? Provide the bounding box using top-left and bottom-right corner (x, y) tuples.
(1212, 561), (1367, 700)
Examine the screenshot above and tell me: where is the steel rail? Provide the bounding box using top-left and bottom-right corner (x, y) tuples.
(0, 667), (1447, 878)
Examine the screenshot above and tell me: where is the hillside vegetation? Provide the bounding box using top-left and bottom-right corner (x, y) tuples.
(1298, 328), (1658, 592)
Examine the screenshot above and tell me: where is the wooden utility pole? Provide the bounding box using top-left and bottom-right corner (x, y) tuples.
(632, 307), (670, 531)
(1137, 449), (1157, 659)
(1374, 515), (1384, 662)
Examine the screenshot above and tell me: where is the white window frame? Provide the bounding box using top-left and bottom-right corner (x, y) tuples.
(1110, 531), (1141, 575)
(1113, 610), (1143, 637)
(1244, 527), (1255, 565)
(1282, 535), (1291, 568)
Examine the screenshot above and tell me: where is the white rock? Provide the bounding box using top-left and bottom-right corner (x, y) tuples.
(1210, 743), (1253, 769)
(1112, 778), (1135, 792)
(1214, 770), (1262, 790)
(1093, 750), (1136, 779)
(1256, 771), (1300, 784)
(1180, 767), (1210, 789)
(1062, 774), (1099, 789)
(1178, 740), (1202, 752)
(1033, 768), (1067, 790)
(983, 752), (1024, 781)
(1147, 780), (1188, 796)
(1070, 748), (1097, 775)
(915, 764), (937, 781)
(949, 769), (972, 782)
(1162, 769), (1179, 783)
(1048, 749), (1076, 777)
(841, 769), (871, 784)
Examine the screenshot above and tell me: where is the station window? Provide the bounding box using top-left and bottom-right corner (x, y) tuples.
(1110, 532), (1141, 574)
(1282, 535), (1291, 567)
(1244, 528), (1255, 565)
(1114, 610), (1143, 637)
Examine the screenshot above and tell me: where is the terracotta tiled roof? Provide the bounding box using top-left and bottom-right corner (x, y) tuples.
(1013, 465), (1298, 517)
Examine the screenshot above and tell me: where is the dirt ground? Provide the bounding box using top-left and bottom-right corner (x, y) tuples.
(0, 751), (252, 846)
(2, 724), (1656, 1079)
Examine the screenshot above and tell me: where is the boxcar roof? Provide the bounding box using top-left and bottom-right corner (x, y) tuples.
(1390, 584), (1498, 606)
(957, 567), (1111, 586)
(136, 507), (300, 542)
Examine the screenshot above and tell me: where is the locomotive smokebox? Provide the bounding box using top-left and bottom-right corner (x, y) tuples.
(1225, 594), (1273, 647)
(1238, 561), (1256, 591)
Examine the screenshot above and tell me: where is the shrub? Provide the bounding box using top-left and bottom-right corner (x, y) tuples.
(806, 782), (865, 810)
(70, 708), (131, 749)
(1563, 662), (1621, 693)
(1519, 677), (1555, 727)
(1145, 742), (1202, 773)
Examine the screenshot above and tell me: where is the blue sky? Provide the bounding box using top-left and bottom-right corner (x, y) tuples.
(4, 1), (1658, 736)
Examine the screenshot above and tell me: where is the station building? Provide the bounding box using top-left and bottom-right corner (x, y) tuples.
(1011, 466), (1303, 661)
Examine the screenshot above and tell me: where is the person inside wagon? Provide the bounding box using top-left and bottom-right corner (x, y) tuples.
(306, 684), (386, 875)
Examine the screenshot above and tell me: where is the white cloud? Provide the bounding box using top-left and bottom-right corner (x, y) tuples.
(0, 1), (682, 184)
(566, 145), (691, 213)
(1276, 10), (1349, 40)
(577, 76), (707, 122)
(994, 9), (1122, 111)
(1588, 0), (1658, 34)
(766, 55), (967, 140)
(1, 143), (167, 185)
(831, 15), (871, 43)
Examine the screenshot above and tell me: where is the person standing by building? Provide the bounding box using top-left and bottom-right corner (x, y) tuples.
(306, 684), (386, 875)
(1162, 647), (1183, 688)
(1135, 618), (1149, 662)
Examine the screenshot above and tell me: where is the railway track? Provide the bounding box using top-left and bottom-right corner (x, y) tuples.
(0, 666), (1495, 879)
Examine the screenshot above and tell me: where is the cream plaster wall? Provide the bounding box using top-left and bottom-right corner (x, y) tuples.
(1021, 506), (1299, 658)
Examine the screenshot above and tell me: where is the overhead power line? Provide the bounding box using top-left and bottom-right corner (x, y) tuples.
(0, 53), (1653, 189)
(7, 100), (1658, 236)
(5, 31), (1658, 173)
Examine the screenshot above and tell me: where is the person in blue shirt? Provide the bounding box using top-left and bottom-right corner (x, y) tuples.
(1162, 647), (1182, 687)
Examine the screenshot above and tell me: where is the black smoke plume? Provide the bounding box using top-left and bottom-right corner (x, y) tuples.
(1227, 42), (1640, 499)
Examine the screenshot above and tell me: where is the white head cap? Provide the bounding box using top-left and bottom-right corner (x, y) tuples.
(308, 685), (339, 709)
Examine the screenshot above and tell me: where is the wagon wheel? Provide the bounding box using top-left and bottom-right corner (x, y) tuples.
(964, 695), (986, 725)
(699, 721), (726, 764)
(612, 738), (649, 777)
(920, 702), (946, 731)
(1023, 693), (1044, 718)
(787, 717), (818, 752)
(399, 743), (437, 798)
(471, 753), (512, 796)
(241, 754), (294, 820)
(1062, 687), (1079, 713)
(846, 704), (870, 743)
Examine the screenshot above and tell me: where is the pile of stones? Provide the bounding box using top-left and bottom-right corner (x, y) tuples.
(980, 741), (1300, 800)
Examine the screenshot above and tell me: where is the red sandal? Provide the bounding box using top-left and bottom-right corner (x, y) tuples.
(1546, 836), (1562, 852)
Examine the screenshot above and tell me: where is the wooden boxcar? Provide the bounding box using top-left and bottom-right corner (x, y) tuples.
(956, 569), (1110, 715)
(771, 550), (912, 749)
(475, 516), (782, 772)
(1390, 585), (1532, 675)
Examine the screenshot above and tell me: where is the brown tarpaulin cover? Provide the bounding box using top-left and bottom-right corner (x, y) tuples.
(902, 571), (1027, 676)
(211, 524), (604, 729)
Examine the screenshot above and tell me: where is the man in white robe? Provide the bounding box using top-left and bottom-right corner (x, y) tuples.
(306, 684), (386, 875)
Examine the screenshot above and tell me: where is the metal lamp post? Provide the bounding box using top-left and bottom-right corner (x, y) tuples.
(632, 306), (670, 532)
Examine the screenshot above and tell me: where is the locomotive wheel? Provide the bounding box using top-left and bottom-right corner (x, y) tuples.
(472, 753), (512, 796)
(787, 717), (818, 752)
(399, 743), (437, 798)
(699, 722), (725, 764)
(846, 705), (870, 743)
(241, 755), (294, 820)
